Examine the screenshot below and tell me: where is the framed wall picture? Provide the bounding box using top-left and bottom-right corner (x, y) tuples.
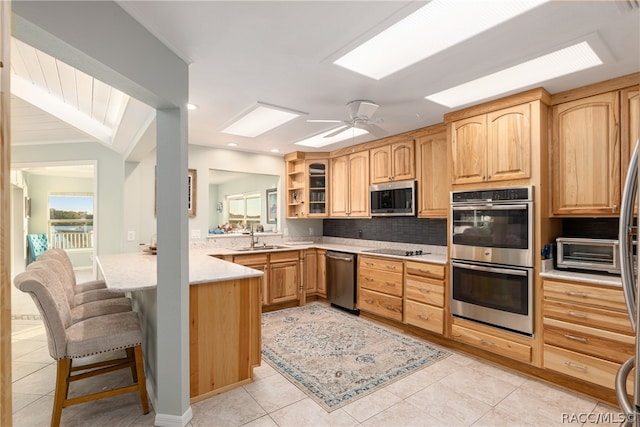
(188, 168), (197, 217)
(266, 188), (277, 224)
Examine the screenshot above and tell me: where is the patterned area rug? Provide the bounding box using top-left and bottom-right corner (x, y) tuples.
(261, 302), (450, 412)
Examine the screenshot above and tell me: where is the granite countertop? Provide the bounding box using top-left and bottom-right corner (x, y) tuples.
(97, 250), (264, 292)
(208, 242), (448, 265)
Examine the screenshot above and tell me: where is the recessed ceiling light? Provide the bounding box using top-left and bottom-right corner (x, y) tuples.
(295, 127), (368, 148)
(334, 0), (547, 80)
(424, 41), (603, 108)
(221, 102), (306, 138)
(187, 103), (198, 110)
(270, 149), (280, 153)
(227, 142), (238, 147)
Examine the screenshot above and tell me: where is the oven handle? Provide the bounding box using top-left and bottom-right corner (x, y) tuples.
(452, 204), (528, 211)
(452, 261), (528, 277)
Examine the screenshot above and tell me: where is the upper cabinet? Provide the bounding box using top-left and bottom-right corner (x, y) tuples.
(551, 91), (621, 216)
(621, 86), (640, 189)
(416, 125), (448, 218)
(285, 152), (329, 219)
(330, 151), (370, 217)
(449, 103), (531, 186)
(370, 140), (415, 184)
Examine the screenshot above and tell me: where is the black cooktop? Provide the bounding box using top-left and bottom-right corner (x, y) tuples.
(363, 248), (428, 257)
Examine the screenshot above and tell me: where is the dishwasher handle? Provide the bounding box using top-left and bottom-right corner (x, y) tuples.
(326, 253), (354, 262)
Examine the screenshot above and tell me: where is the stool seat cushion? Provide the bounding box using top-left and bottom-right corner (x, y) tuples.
(65, 311), (143, 359)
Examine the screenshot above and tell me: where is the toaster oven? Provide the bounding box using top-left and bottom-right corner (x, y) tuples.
(556, 237), (620, 275)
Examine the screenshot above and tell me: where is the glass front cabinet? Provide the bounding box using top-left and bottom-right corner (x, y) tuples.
(285, 152), (329, 218)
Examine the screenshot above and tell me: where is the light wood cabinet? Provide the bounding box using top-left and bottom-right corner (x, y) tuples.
(416, 126), (448, 218)
(304, 248), (317, 293)
(232, 253), (269, 306)
(450, 103), (531, 185)
(551, 91), (621, 216)
(370, 140), (415, 184)
(542, 277), (634, 390)
(316, 249), (327, 297)
(357, 255), (403, 321)
(285, 152), (329, 218)
(451, 317), (532, 363)
(330, 151), (370, 217)
(269, 251), (299, 305)
(404, 260), (446, 335)
(621, 85), (640, 191)
(189, 276), (261, 402)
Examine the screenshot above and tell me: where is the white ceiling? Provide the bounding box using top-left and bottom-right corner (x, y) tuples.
(11, 1), (640, 159)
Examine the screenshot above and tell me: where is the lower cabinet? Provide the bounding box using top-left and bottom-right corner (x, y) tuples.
(357, 255), (403, 321)
(232, 253), (269, 306)
(316, 249), (327, 297)
(404, 260), (446, 335)
(451, 318), (532, 363)
(542, 278), (634, 390)
(233, 251), (300, 306)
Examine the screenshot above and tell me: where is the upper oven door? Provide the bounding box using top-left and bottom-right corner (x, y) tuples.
(451, 202), (533, 266)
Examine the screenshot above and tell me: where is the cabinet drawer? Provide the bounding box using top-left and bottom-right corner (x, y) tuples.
(543, 318), (634, 363)
(405, 261), (445, 280)
(405, 300), (444, 335)
(544, 300), (633, 335)
(270, 251), (300, 263)
(359, 267), (403, 297)
(405, 277), (444, 306)
(359, 256), (403, 273)
(357, 288), (402, 322)
(543, 280), (627, 311)
(544, 344), (627, 390)
(233, 254), (268, 266)
(451, 324), (531, 363)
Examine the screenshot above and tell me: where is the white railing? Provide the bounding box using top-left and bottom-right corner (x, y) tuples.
(49, 220), (94, 249)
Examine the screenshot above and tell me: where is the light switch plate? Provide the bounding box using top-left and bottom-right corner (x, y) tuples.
(127, 231), (135, 241)
(191, 229), (201, 239)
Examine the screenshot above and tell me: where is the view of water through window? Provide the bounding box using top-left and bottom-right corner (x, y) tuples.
(48, 194), (94, 248)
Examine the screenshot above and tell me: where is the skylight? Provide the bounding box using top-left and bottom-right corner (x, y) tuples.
(424, 41), (603, 108)
(221, 102), (304, 138)
(334, 0), (547, 80)
(295, 127), (368, 148)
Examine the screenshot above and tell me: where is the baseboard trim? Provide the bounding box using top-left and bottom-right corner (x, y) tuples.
(154, 407), (193, 427)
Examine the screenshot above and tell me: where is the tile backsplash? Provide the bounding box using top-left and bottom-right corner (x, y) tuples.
(323, 217), (447, 246)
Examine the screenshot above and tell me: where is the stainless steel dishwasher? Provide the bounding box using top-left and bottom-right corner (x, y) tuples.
(326, 251), (359, 314)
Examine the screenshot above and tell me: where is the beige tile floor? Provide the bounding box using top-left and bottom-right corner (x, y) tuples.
(11, 280), (626, 427)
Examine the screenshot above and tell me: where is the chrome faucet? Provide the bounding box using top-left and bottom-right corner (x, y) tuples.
(249, 225), (259, 248)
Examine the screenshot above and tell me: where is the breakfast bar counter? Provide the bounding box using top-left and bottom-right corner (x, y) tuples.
(97, 250), (263, 402)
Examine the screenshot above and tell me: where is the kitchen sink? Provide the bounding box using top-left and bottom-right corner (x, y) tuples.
(233, 245), (289, 251)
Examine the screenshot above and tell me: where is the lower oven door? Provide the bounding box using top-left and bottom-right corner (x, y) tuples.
(451, 260), (533, 336)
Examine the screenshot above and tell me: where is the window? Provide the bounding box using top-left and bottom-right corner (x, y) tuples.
(48, 193), (94, 249)
(226, 193), (261, 228)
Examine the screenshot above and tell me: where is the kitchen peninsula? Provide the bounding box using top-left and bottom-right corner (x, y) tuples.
(97, 251), (263, 403)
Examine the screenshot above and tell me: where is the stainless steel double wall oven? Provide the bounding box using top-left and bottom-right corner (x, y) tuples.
(450, 186), (534, 336)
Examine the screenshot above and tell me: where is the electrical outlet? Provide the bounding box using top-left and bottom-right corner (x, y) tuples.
(127, 231), (135, 241)
(309, 227), (314, 235)
(191, 229), (201, 239)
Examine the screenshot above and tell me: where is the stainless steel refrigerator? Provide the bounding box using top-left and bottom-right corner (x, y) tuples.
(617, 138), (640, 426)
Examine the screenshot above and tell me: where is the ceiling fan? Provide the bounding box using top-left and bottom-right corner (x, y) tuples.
(308, 100), (415, 139)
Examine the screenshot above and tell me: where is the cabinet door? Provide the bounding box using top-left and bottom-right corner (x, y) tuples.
(269, 261), (299, 304)
(304, 249), (317, 293)
(551, 91), (620, 216)
(450, 116), (486, 185)
(330, 155), (349, 217)
(306, 160), (328, 217)
(370, 145), (392, 183)
(390, 140), (415, 181)
(487, 103), (531, 182)
(417, 131), (448, 218)
(621, 86), (640, 190)
(348, 151), (370, 217)
(316, 250), (326, 296)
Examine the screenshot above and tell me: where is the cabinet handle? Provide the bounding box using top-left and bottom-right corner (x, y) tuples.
(564, 361), (588, 371)
(418, 268), (430, 273)
(613, 204), (618, 212)
(567, 310), (588, 319)
(386, 265), (397, 270)
(487, 175), (491, 180)
(419, 288), (430, 294)
(365, 262), (374, 267)
(384, 282), (395, 287)
(565, 291), (589, 298)
(384, 304), (396, 311)
(364, 299), (374, 304)
(418, 314), (429, 320)
(480, 339), (496, 347)
(563, 333), (588, 343)
(365, 277), (374, 281)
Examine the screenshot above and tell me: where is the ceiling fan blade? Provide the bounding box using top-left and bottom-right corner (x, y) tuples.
(355, 122), (387, 138)
(307, 119), (344, 123)
(346, 100), (379, 119)
(324, 125), (351, 138)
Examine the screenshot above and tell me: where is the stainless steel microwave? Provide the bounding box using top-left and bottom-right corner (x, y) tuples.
(370, 180), (416, 216)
